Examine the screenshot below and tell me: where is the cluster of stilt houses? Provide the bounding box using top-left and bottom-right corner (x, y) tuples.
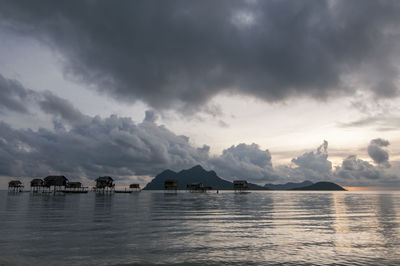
(8, 176), (249, 194)
(165, 179), (249, 192)
(8, 175), (141, 194)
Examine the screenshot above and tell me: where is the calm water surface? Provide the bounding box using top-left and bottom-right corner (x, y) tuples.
(1, 190), (400, 265)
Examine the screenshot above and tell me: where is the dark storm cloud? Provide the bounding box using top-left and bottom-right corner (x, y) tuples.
(275, 140), (398, 185)
(368, 138), (391, 167)
(276, 141), (333, 182)
(0, 74), (35, 113)
(335, 155), (384, 180)
(39, 91), (87, 124)
(209, 143), (278, 182)
(143, 110), (158, 123)
(1, 0), (400, 111)
(0, 112), (211, 180)
(0, 74), (398, 185)
(291, 140), (332, 174)
(0, 73), (88, 123)
(0, 75), (274, 183)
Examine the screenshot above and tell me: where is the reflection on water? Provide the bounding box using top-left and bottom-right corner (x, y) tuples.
(1, 191), (400, 265)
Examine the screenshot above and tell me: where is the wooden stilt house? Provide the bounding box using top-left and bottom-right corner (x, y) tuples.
(30, 178), (44, 193)
(8, 180), (24, 192)
(94, 176), (115, 193)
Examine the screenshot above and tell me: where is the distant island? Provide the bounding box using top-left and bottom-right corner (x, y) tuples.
(144, 165), (267, 190)
(292, 182), (346, 191)
(264, 181), (313, 190)
(144, 165), (346, 191)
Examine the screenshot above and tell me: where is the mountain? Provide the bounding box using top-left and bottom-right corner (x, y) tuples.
(144, 165), (267, 190)
(292, 182), (346, 191)
(264, 181), (313, 190)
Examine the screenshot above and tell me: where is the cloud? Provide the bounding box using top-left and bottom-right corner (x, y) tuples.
(0, 108), (211, 180)
(335, 155), (384, 180)
(333, 139), (397, 185)
(39, 91), (87, 124)
(334, 154), (399, 186)
(1, 1), (400, 112)
(0, 74), (35, 113)
(0, 78), (215, 181)
(338, 95), (400, 131)
(0, 74), (275, 184)
(274, 139), (399, 186)
(275, 140), (332, 182)
(368, 138), (391, 167)
(291, 140), (332, 174)
(209, 143), (278, 182)
(0, 74), (398, 186)
(279, 140), (333, 181)
(143, 110), (158, 123)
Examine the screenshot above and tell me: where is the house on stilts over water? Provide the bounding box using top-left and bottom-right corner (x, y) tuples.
(43, 176), (68, 193)
(63, 181), (88, 193)
(30, 179), (44, 193)
(186, 183), (212, 192)
(129, 183), (141, 191)
(8, 180), (24, 192)
(94, 176), (115, 193)
(233, 180), (249, 193)
(164, 179), (178, 192)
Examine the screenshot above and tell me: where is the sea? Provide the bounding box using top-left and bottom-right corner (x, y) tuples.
(1, 190), (400, 266)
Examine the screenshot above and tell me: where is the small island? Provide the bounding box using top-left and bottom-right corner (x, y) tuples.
(292, 182), (346, 191)
(144, 165), (267, 190)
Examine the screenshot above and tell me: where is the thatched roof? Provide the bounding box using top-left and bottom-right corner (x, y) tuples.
(164, 179), (178, 188)
(129, 184), (140, 189)
(30, 179), (44, 187)
(66, 182), (82, 188)
(95, 176), (114, 188)
(96, 176), (114, 182)
(233, 180), (248, 189)
(8, 180), (23, 187)
(44, 176), (68, 187)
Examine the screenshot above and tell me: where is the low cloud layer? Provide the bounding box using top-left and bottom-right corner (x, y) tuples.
(275, 141), (333, 183)
(209, 143), (277, 182)
(0, 113), (210, 180)
(335, 155), (386, 180)
(1, 1), (400, 112)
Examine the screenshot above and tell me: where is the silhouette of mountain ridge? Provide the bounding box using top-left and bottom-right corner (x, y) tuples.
(264, 180), (313, 190)
(292, 181), (346, 191)
(144, 165), (267, 190)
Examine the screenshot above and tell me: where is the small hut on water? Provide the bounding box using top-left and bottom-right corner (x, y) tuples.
(233, 180), (248, 192)
(94, 176), (115, 192)
(186, 183), (212, 192)
(43, 176), (69, 193)
(63, 181), (88, 193)
(129, 184), (141, 191)
(164, 179), (178, 191)
(8, 180), (24, 192)
(30, 179), (44, 192)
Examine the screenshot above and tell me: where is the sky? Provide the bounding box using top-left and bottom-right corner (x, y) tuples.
(1, 0), (400, 188)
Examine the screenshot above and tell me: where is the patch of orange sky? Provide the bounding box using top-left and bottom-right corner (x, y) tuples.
(344, 186), (399, 191)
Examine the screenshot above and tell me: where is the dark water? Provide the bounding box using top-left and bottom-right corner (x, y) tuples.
(1, 190), (400, 265)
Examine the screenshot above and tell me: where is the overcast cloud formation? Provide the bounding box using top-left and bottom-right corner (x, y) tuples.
(209, 143), (278, 182)
(367, 138), (391, 167)
(276, 141), (333, 182)
(1, 0), (400, 112)
(0, 73), (399, 186)
(0, 74), (35, 114)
